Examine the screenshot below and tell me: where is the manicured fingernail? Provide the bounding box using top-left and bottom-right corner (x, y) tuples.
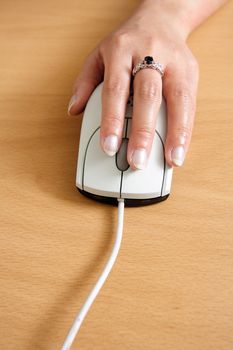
(67, 95), (77, 116)
(179, 135), (186, 145)
(103, 135), (119, 156)
(171, 145), (185, 166)
(131, 148), (147, 170)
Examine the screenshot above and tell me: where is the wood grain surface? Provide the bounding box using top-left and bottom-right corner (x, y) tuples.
(0, 1), (233, 349)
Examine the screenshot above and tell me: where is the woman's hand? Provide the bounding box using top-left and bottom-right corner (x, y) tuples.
(68, 1), (206, 169)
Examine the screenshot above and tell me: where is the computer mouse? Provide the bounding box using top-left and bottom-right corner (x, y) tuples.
(76, 82), (173, 207)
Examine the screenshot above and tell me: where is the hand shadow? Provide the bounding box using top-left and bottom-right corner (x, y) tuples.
(14, 67), (120, 350)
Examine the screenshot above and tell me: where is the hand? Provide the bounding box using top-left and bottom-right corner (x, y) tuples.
(68, 1), (199, 170)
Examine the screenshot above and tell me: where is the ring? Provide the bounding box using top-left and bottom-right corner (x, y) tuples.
(132, 56), (164, 77)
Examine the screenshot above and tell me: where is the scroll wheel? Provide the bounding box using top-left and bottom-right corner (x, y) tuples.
(116, 138), (130, 171)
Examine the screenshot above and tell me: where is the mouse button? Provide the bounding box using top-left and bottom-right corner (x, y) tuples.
(82, 85), (102, 128)
(121, 134), (165, 199)
(162, 165), (173, 196)
(155, 98), (167, 141)
(83, 131), (122, 197)
(116, 138), (129, 171)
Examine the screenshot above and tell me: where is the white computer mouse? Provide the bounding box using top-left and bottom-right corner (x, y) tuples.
(76, 82), (173, 206)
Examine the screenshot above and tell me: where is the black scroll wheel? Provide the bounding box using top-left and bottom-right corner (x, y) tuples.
(116, 138), (130, 171)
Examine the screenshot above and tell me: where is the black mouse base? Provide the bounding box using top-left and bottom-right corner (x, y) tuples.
(77, 187), (169, 207)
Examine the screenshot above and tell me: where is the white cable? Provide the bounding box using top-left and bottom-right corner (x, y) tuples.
(61, 198), (125, 350)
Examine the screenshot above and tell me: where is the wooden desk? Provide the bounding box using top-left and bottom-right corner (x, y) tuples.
(0, 1), (232, 349)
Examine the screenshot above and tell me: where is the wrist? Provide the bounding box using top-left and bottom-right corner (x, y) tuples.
(140, 0), (228, 38)
(140, 0), (192, 40)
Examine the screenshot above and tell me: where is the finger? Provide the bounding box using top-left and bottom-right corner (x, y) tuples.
(100, 53), (132, 156)
(163, 61), (199, 167)
(68, 48), (104, 116)
(127, 68), (162, 170)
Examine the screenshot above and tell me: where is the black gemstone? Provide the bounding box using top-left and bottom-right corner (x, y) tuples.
(144, 56), (153, 64)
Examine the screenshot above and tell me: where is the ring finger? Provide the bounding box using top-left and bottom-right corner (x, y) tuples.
(127, 60), (163, 169)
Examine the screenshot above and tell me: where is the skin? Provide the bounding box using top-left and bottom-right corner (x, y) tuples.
(68, 0), (227, 170)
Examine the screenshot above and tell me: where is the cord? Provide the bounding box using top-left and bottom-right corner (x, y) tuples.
(61, 198), (125, 350)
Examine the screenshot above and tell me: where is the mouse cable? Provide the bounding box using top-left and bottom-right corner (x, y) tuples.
(61, 198), (125, 350)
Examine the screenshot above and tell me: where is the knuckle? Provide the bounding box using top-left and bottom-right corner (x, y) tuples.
(174, 125), (192, 140)
(172, 85), (192, 104)
(111, 31), (130, 48)
(172, 84), (196, 114)
(137, 82), (161, 102)
(143, 36), (158, 50)
(104, 79), (126, 97)
(100, 32), (130, 60)
(103, 115), (122, 129)
(170, 43), (183, 60)
(187, 55), (199, 73)
(134, 125), (154, 141)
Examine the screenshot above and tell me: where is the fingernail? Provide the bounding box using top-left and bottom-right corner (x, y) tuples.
(171, 145), (185, 166)
(67, 95), (77, 116)
(103, 135), (119, 156)
(131, 148), (147, 170)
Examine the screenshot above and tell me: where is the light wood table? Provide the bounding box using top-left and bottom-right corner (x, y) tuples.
(1, 1), (232, 349)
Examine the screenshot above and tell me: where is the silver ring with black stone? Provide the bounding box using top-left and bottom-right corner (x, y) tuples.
(132, 56), (164, 77)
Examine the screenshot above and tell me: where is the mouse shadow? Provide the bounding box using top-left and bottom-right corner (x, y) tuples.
(20, 101), (119, 350)
(12, 48), (122, 350)
(19, 99), (119, 349)
(27, 205), (116, 350)
(21, 108), (120, 348)
(4, 10), (133, 344)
